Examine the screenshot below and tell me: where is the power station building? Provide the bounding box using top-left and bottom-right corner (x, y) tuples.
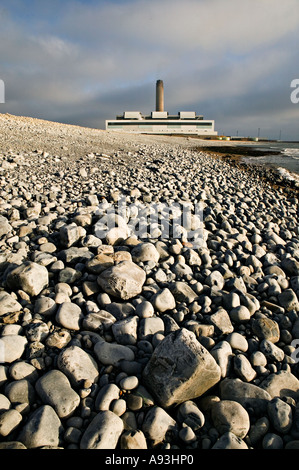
(105, 80), (217, 137)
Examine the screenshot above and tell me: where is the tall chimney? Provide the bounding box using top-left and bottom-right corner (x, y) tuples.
(156, 80), (164, 112)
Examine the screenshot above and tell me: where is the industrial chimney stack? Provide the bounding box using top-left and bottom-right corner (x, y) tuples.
(156, 80), (164, 112)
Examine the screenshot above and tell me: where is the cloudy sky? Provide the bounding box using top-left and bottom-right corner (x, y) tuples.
(0, 0), (299, 140)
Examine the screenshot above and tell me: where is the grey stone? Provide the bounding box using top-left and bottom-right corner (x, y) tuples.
(6, 261), (49, 296)
(26, 321), (49, 342)
(143, 328), (221, 407)
(210, 341), (233, 378)
(233, 354), (257, 382)
(0, 215), (12, 238)
(97, 261), (146, 300)
(267, 397), (292, 434)
(0, 335), (27, 363)
(220, 378), (271, 414)
(83, 310), (116, 332)
(60, 223), (82, 248)
(0, 409), (23, 437)
(211, 400), (250, 438)
(168, 281), (198, 303)
(260, 339), (284, 362)
(17, 405), (61, 449)
(208, 308), (234, 335)
(95, 383), (120, 411)
(176, 400), (205, 430)
(120, 375), (139, 391)
(9, 361), (39, 383)
(120, 430), (147, 449)
(5, 379), (35, 405)
(138, 316), (165, 340)
(151, 288), (176, 313)
(35, 370), (80, 418)
(80, 410), (124, 449)
(251, 317), (280, 343)
(94, 339), (135, 366)
(56, 302), (84, 331)
(278, 288), (299, 311)
(112, 316), (139, 345)
(142, 406), (178, 445)
(0, 291), (22, 316)
(226, 332), (248, 352)
(262, 432), (284, 449)
(229, 305), (251, 322)
(212, 432), (248, 449)
(0, 394), (11, 412)
(34, 297), (57, 316)
(259, 370), (299, 400)
(131, 242), (160, 263)
(57, 345), (99, 388)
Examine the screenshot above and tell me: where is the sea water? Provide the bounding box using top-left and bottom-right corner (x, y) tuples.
(242, 141), (299, 182)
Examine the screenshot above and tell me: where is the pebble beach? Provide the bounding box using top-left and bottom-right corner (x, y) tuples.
(0, 113), (298, 450)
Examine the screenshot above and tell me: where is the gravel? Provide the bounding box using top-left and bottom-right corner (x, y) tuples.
(0, 112), (298, 450)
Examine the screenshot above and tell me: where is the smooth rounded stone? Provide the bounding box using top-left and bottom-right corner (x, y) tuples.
(17, 405), (62, 449)
(0, 214), (12, 237)
(248, 417), (270, 446)
(97, 261), (146, 300)
(226, 332), (248, 352)
(0, 394), (11, 412)
(278, 288), (299, 312)
(110, 398), (127, 416)
(0, 366), (8, 388)
(251, 317), (280, 343)
(176, 400), (205, 431)
(94, 339), (135, 367)
(120, 430), (147, 449)
(57, 345), (99, 388)
(6, 261), (49, 296)
(105, 226), (129, 245)
(250, 351), (267, 367)
(119, 375), (139, 391)
(35, 370), (80, 419)
(34, 296), (57, 316)
(131, 242), (160, 264)
(0, 291), (22, 316)
(220, 378), (271, 414)
(233, 354), (257, 382)
(95, 383), (120, 411)
(210, 341), (233, 378)
(0, 335), (27, 363)
(260, 339), (284, 362)
(259, 370), (299, 400)
(26, 321), (49, 342)
(143, 328), (221, 408)
(112, 316), (138, 345)
(208, 308), (234, 335)
(9, 361), (39, 383)
(229, 305), (251, 322)
(138, 317), (165, 341)
(168, 282), (198, 304)
(285, 440), (299, 449)
(1, 324), (22, 336)
(262, 432), (284, 449)
(223, 292), (240, 310)
(212, 431), (248, 449)
(205, 270), (225, 290)
(267, 397), (292, 434)
(142, 406), (178, 445)
(281, 257), (299, 276)
(0, 441), (27, 449)
(58, 267), (81, 284)
(179, 425), (196, 444)
(59, 223), (82, 248)
(211, 400), (250, 438)
(5, 379), (35, 405)
(55, 302), (84, 331)
(122, 411), (138, 431)
(151, 288), (176, 313)
(0, 409), (22, 437)
(80, 410), (124, 449)
(135, 301), (154, 318)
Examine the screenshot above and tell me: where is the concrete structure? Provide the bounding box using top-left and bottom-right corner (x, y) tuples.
(105, 80), (217, 137)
